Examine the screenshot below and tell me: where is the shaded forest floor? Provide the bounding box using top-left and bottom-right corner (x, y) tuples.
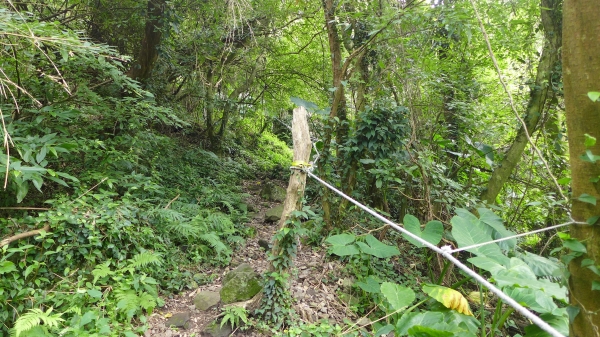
(145, 179), (359, 337)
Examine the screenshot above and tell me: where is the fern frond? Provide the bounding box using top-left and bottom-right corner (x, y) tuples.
(115, 290), (140, 313)
(199, 233), (230, 255)
(204, 212), (234, 233)
(128, 251), (162, 269)
(138, 292), (157, 312)
(149, 207), (187, 223)
(166, 221), (206, 238)
(12, 308), (63, 337)
(92, 261), (113, 284)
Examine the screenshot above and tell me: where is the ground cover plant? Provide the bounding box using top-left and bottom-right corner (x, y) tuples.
(1, 0), (599, 336)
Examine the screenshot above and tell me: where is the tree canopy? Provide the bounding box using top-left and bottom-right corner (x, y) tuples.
(1, 0), (598, 335)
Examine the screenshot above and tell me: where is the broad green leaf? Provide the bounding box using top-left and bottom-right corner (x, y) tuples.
(402, 215), (443, 248)
(55, 171), (79, 182)
(329, 244), (360, 257)
(422, 284), (473, 316)
(16, 182), (29, 203)
(396, 312), (445, 335)
(87, 289), (103, 299)
(563, 239), (587, 253)
(356, 235), (400, 258)
(523, 313), (569, 337)
(577, 193), (597, 205)
(326, 233), (355, 246)
(450, 214), (509, 264)
(581, 150), (600, 163)
(374, 324), (394, 337)
(467, 256), (506, 275)
(380, 282), (415, 311)
(407, 325), (454, 337)
(503, 287), (563, 316)
(356, 276), (381, 293)
(587, 91), (600, 102)
(592, 281), (600, 291)
(587, 216), (600, 225)
(477, 208), (516, 250)
(514, 251), (561, 277)
(584, 134), (597, 147)
(0, 261), (17, 274)
(360, 158), (375, 164)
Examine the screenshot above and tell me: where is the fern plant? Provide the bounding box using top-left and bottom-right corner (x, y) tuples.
(11, 308), (64, 337)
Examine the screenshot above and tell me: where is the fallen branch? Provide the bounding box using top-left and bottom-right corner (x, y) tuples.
(0, 224), (50, 247)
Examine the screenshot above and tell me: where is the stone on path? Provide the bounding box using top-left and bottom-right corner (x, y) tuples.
(220, 263), (262, 304)
(194, 291), (221, 311)
(264, 204), (284, 223)
(165, 311), (191, 329)
(259, 182), (286, 202)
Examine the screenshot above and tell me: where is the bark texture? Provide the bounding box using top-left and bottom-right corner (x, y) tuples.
(480, 0), (562, 204)
(127, 0), (166, 82)
(563, 0), (600, 335)
(270, 106), (312, 258)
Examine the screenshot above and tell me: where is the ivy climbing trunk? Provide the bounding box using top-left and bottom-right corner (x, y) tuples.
(563, 0), (600, 335)
(127, 0), (166, 83)
(480, 0), (562, 204)
(270, 106), (312, 258)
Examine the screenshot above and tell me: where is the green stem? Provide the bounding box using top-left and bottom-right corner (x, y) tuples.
(450, 276), (472, 289)
(479, 284), (486, 337)
(490, 298), (503, 337)
(496, 307), (515, 332)
(436, 260), (451, 284)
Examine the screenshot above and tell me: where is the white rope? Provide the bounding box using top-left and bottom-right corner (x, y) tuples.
(306, 170), (566, 337)
(447, 221), (583, 254)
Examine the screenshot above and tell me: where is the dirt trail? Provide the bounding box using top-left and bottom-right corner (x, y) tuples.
(145, 180), (352, 337)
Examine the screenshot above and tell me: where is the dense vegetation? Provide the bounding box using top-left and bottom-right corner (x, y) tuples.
(0, 0), (598, 336)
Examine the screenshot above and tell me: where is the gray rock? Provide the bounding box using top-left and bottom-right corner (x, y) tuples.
(201, 320), (233, 337)
(220, 263), (262, 304)
(260, 182), (287, 202)
(264, 204), (284, 223)
(194, 291), (220, 311)
(165, 311), (191, 329)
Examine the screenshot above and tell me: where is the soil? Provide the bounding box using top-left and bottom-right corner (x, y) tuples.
(145, 179), (355, 337)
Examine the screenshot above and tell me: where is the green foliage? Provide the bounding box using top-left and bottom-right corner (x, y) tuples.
(326, 233), (400, 259)
(221, 306), (249, 329)
(12, 308), (64, 337)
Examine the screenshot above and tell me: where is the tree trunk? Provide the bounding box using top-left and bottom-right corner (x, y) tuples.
(127, 0), (166, 83)
(563, 0), (600, 335)
(480, 0), (562, 204)
(319, 0), (347, 226)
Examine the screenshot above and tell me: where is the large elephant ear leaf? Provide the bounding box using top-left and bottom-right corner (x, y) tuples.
(402, 215), (443, 248)
(422, 284), (473, 316)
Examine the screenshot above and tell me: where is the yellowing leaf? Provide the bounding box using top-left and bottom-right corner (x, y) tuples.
(422, 284), (473, 316)
(466, 291), (488, 304)
(164, 312), (173, 318)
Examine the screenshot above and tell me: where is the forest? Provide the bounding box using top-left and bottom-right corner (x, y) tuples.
(0, 0), (599, 336)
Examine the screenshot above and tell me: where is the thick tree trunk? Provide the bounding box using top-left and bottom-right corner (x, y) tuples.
(563, 0), (600, 335)
(480, 0), (562, 204)
(319, 0), (347, 226)
(127, 0), (166, 83)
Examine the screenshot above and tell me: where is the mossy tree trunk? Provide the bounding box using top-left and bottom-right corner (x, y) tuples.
(480, 0), (562, 204)
(563, 0), (600, 335)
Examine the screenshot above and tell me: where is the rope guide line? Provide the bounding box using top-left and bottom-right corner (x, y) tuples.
(302, 169), (565, 337)
(447, 221), (579, 254)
